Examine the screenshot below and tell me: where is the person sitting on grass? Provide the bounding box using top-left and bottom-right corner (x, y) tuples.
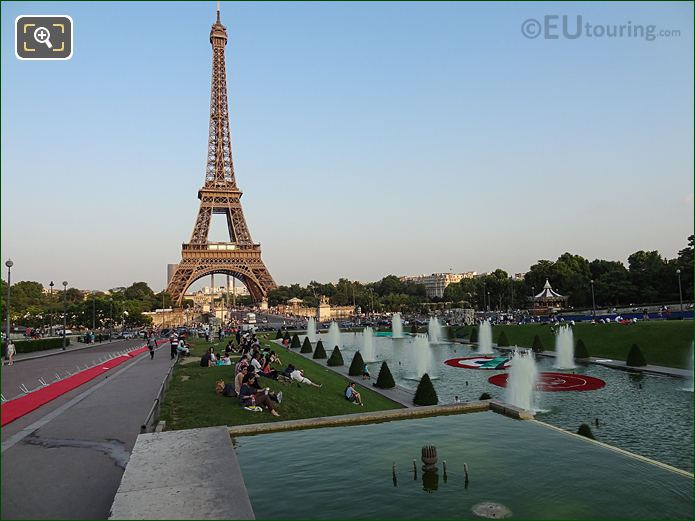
(250, 352), (263, 373)
(290, 368), (322, 388)
(177, 339), (190, 358)
(260, 357), (279, 380)
(220, 353), (232, 366)
(242, 372), (283, 404)
(200, 347), (214, 367)
(239, 374), (281, 417)
(235, 365), (248, 396)
(344, 382), (364, 406)
(269, 350), (282, 366)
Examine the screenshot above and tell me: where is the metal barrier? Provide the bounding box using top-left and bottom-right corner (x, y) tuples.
(140, 358), (176, 434)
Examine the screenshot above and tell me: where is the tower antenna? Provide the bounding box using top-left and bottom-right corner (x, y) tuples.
(216, 0), (221, 22)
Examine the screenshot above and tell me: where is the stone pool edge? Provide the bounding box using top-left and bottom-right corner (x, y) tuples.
(530, 418), (694, 479)
(228, 399), (532, 437)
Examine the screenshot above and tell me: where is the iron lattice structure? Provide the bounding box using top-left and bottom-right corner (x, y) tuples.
(167, 10), (276, 305)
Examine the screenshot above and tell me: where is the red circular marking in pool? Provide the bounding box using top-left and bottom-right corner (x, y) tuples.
(487, 372), (606, 391)
(444, 357), (511, 370)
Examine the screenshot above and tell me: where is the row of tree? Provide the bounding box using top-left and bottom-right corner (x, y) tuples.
(0, 281), (175, 330)
(444, 236), (693, 309)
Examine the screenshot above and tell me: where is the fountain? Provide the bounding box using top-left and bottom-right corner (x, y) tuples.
(505, 349), (538, 411)
(360, 326), (376, 362)
(478, 320), (493, 354)
(413, 334), (433, 377)
(392, 313), (403, 339)
(554, 325), (576, 369)
(428, 317), (442, 344)
(326, 321), (341, 350)
(685, 343), (694, 392)
(307, 317), (318, 343)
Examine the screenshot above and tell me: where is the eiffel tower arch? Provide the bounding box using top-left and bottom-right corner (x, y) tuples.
(167, 7), (276, 306)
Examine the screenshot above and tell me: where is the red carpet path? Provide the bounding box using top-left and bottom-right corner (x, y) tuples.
(1, 342), (165, 426)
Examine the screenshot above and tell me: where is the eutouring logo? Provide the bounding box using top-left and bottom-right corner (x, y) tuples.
(521, 15), (680, 42)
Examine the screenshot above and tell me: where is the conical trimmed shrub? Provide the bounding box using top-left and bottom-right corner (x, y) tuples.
(531, 335), (544, 353)
(301, 337), (313, 353)
(410, 323), (418, 334)
(348, 351), (365, 376)
(497, 330), (510, 347)
(447, 326), (456, 340)
(626, 343), (646, 367)
(413, 373), (438, 406)
(375, 361), (395, 389)
(312, 340), (327, 359)
(577, 423), (595, 440)
(479, 392), (492, 400)
(327, 346), (344, 366)
(275, 328), (283, 340)
(290, 333), (301, 349)
(283, 331), (290, 341)
(469, 327), (478, 343)
(575, 339), (589, 359)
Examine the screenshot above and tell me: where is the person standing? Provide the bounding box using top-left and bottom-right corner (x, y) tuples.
(147, 334), (156, 360)
(5, 340), (16, 366)
(170, 334), (179, 360)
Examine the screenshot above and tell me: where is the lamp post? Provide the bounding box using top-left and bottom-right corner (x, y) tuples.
(62, 281), (68, 350)
(109, 298), (113, 342)
(92, 291), (96, 332)
(49, 281), (54, 336)
(531, 285), (535, 313)
(482, 283), (486, 314)
(5, 260), (13, 352)
(676, 269), (683, 312)
(590, 279), (596, 319)
(487, 291), (491, 313)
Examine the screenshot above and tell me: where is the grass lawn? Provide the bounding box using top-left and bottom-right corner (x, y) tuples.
(456, 321), (693, 369)
(158, 333), (403, 431)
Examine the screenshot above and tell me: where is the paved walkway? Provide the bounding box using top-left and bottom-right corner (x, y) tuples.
(110, 427), (254, 520)
(1, 343), (174, 519)
(495, 346), (693, 378)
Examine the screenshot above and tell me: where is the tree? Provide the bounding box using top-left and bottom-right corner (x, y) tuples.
(312, 340), (327, 359)
(531, 335), (544, 353)
(626, 344), (646, 367)
(290, 333), (301, 349)
(577, 423), (595, 440)
(469, 327), (478, 343)
(413, 374), (438, 406)
(375, 361), (395, 389)
(575, 339), (589, 359)
(348, 351), (365, 376)
(628, 250), (668, 303)
(497, 331), (510, 347)
(327, 346), (344, 366)
(301, 337), (313, 353)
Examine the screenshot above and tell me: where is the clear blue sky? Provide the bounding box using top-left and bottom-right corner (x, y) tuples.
(2, 1), (693, 292)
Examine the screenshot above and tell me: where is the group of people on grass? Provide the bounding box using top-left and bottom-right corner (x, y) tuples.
(200, 330), (366, 415)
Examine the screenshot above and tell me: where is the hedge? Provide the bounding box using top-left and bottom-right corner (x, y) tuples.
(327, 346), (344, 366)
(348, 351), (365, 376)
(375, 361), (396, 389)
(301, 337), (313, 354)
(312, 340), (327, 359)
(14, 337), (72, 353)
(413, 373), (438, 406)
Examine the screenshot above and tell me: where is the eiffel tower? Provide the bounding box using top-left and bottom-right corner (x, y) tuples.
(167, 6), (276, 306)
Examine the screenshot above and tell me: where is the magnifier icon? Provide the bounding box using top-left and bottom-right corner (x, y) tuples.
(33, 26), (53, 49)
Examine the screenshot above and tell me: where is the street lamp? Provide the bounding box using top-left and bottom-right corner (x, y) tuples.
(49, 281), (54, 336)
(109, 298), (113, 342)
(5, 259), (13, 353)
(482, 283), (487, 313)
(92, 291), (96, 332)
(487, 291), (491, 312)
(676, 269), (683, 312)
(62, 281), (68, 350)
(531, 285), (535, 313)
(590, 279), (596, 319)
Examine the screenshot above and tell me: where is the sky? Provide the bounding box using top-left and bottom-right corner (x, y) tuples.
(1, 1), (693, 292)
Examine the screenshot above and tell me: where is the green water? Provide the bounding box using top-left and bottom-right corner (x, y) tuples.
(235, 412), (692, 519)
